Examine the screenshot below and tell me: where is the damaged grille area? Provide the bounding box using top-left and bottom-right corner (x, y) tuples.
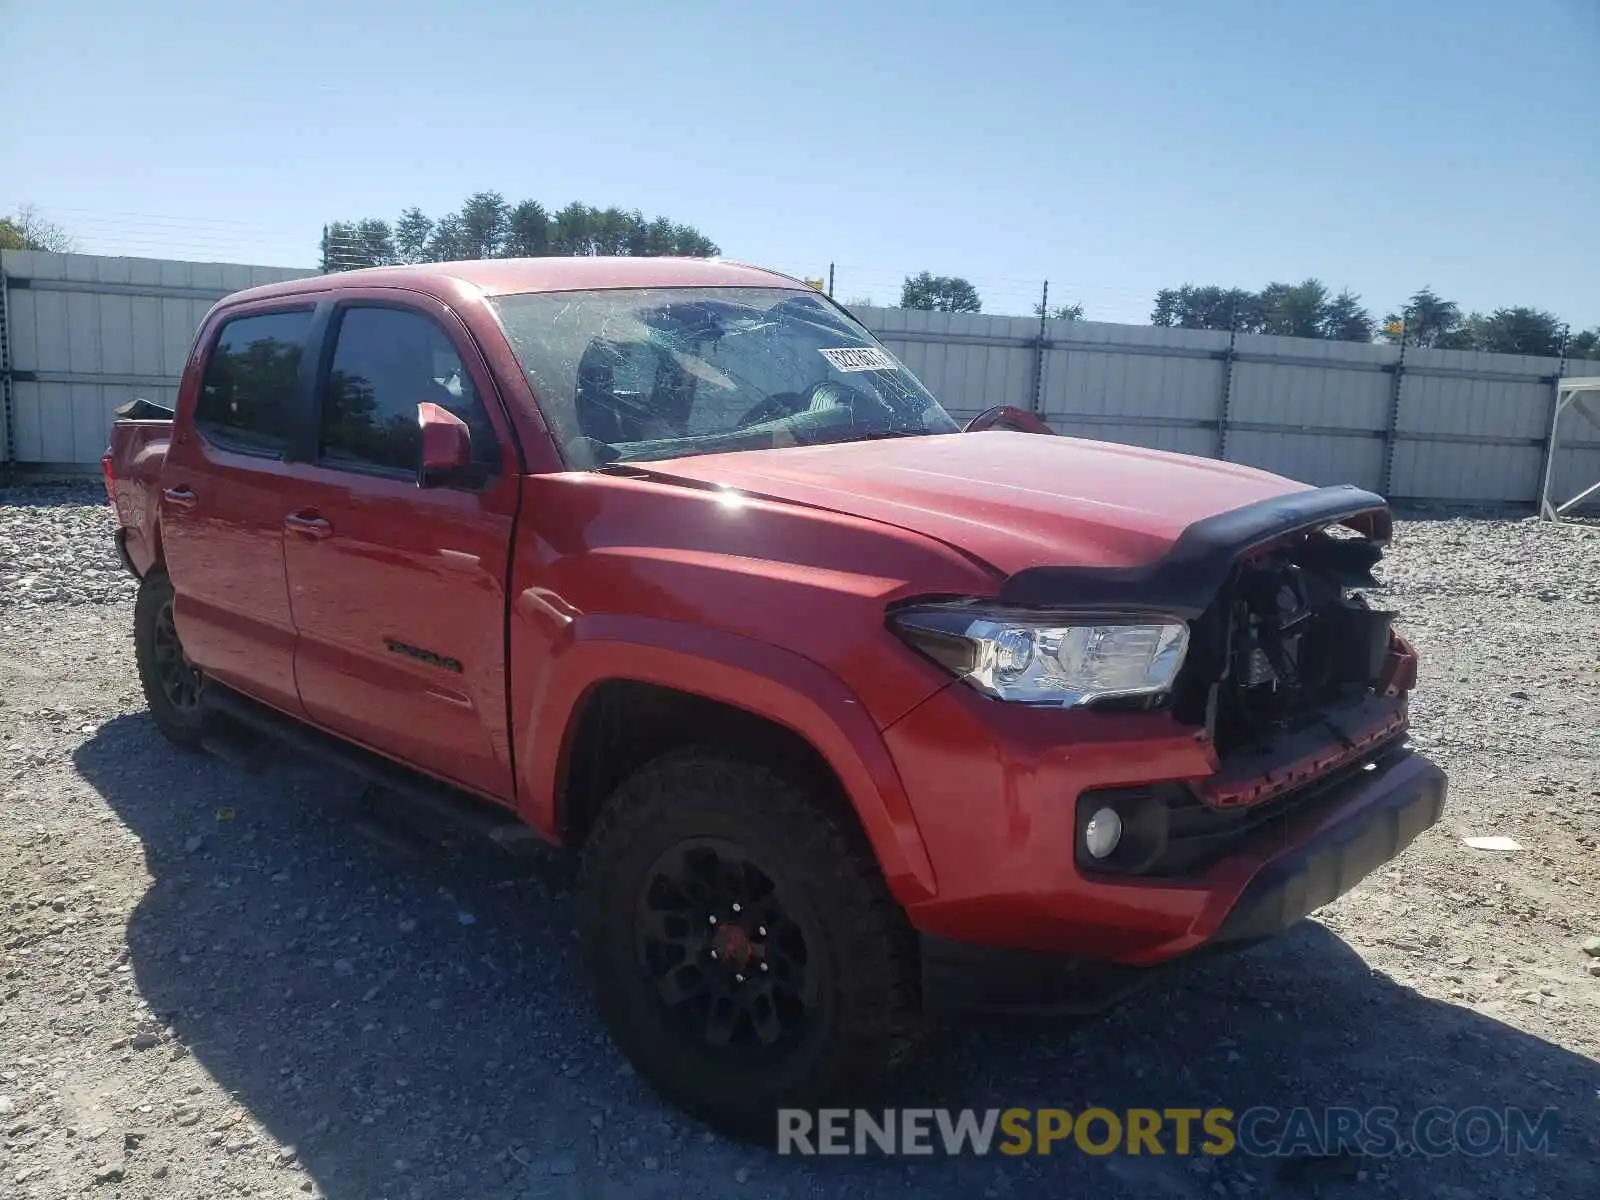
(1173, 524), (1402, 762)
(1077, 519), (1417, 877)
(1075, 739), (1417, 877)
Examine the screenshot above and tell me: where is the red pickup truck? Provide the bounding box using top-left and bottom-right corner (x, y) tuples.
(104, 257), (1445, 1134)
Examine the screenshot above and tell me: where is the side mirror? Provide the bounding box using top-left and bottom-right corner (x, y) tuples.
(417, 402), (472, 487)
(963, 405), (1056, 435)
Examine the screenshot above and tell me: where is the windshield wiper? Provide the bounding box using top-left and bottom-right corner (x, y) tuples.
(835, 428), (933, 443)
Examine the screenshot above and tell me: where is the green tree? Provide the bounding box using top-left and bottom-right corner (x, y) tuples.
(1034, 301), (1086, 321)
(1258, 279), (1331, 338)
(324, 195), (718, 266)
(0, 204), (76, 252)
(320, 219), (396, 271)
(424, 214), (469, 262)
(320, 221), (354, 269)
(549, 202), (594, 255)
(661, 219), (717, 257)
(1567, 328), (1600, 361)
(1461, 307), (1565, 356)
(1151, 279), (1372, 341)
(591, 207), (633, 255)
(393, 207), (434, 263)
(900, 271), (982, 313)
(503, 200), (549, 257)
(356, 219), (396, 265)
(1318, 289), (1376, 342)
(542, 204), (717, 257)
(1150, 285), (1261, 331)
(1382, 286), (1466, 347)
(456, 190), (510, 258)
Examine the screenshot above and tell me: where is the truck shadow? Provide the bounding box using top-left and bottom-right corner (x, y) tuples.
(76, 714), (1596, 1200)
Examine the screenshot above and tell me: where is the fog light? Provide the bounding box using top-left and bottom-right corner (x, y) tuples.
(1084, 807), (1123, 859)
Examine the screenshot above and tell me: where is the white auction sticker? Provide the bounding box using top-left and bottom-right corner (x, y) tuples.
(818, 346), (897, 372)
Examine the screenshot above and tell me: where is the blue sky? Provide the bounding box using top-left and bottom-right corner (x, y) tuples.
(3, 0), (1597, 326)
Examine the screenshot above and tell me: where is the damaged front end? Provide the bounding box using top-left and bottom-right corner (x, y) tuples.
(1171, 511), (1416, 805)
(1004, 485), (1423, 876)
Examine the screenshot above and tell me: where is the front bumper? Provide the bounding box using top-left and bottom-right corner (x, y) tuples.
(918, 747), (1446, 1014)
(1210, 750), (1444, 944)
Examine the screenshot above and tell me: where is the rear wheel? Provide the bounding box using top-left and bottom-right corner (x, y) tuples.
(134, 567), (205, 749)
(578, 747), (926, 1140)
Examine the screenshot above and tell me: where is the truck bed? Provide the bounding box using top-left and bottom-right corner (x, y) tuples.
(104, 399), (175, 579)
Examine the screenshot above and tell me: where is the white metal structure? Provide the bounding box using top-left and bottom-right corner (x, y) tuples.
(6, 248), (1600, 508)
(1540, 377), (1600, 520)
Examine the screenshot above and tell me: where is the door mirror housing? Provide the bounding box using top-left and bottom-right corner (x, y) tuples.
(417, 402), (472, 487)
(964, 405), (1056, 435)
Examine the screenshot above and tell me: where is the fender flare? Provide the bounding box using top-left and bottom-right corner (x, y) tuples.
(517, 613), (939, 906)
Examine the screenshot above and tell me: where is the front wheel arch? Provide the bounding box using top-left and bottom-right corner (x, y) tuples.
(558, 680), (868, 856)
(517, 618), (940, 906)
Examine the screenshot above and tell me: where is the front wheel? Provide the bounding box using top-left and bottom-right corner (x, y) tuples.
(578, 748), (927, 1140)
(133, 567), (205, 749)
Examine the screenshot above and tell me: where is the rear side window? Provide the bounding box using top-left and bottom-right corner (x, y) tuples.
(195, 310), (313, 455)
(319, 306), (499, 476)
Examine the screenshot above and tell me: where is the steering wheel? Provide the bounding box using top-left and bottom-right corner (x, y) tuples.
(733, 379), (895, 430)
(733, 391), (807, 429)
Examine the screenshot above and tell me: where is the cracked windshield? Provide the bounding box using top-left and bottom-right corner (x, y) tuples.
(491, 286), (959, 468)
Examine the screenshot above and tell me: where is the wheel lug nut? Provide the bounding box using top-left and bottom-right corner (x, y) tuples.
(732, 903), (742, 913)
(759, 962), (769, 973)
(734, 973), (745, 983)
(757, 925), (767, 937)
(709, 949), (719, 959)
(708, 914), (717, 925)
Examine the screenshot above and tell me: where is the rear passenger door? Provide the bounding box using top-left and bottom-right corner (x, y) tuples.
(280, 293), (522, 802)
(160, 304), (313, 715)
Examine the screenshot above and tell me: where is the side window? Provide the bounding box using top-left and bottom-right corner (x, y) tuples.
(319, 307), (499, 476)
(195, 310), (313, 455)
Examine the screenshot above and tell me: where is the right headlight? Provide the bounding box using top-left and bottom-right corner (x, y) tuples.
(890, 604), (1190, 707)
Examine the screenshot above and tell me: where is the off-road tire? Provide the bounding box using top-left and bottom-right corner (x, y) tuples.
(578, 746), (927, 1141)
(134, 567), (205, 750)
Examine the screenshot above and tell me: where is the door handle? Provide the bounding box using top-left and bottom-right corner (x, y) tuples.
(162, 486), (198, 510)
(284, 511), (333, 540)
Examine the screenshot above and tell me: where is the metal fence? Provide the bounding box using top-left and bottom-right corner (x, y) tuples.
(3, 249), (1596, 507)
(0, 250), (311, 470)
(854, 306), (1600, 507)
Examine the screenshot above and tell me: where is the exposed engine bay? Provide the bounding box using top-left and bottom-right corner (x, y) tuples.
(1174, 525), (1400, 759)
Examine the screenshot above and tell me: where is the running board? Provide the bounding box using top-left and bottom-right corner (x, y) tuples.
(200, 720), (271, 773)
(199, 684), (543, 853)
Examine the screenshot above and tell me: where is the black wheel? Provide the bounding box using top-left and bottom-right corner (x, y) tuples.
(134, 567), (205, 749)
(578, 747), (927, 1140)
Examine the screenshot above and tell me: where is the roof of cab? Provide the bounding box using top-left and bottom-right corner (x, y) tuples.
(216, 256), (806, 307)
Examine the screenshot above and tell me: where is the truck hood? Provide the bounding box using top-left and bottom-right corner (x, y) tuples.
(629, 430), (1314, 576)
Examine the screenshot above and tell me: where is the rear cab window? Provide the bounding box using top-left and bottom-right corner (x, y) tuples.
(195, 309), (314, 456)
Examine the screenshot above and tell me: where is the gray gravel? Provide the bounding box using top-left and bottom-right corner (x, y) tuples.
(2, 483), (1597, 1199)
(0, 486), (137, 609)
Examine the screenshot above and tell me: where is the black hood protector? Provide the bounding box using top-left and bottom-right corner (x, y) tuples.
(999, 484), (1391, 618)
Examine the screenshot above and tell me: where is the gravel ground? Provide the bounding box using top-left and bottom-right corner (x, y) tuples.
(2, 483), (1598, 1200)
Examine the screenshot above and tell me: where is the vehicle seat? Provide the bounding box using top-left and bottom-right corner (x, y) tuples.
(575, 346), (628, 444)
(576, 339), (668, 444)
